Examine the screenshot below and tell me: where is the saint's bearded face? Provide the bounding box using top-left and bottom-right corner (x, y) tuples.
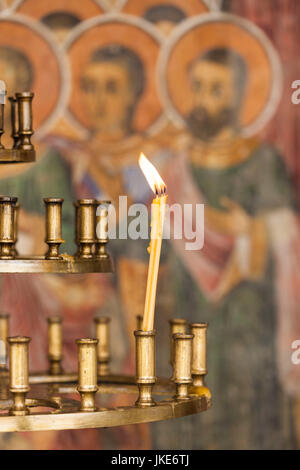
(187, 59), (240, 141)
(81, 61), (136, 136)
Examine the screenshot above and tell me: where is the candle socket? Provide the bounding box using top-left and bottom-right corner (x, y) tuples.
(77, 199), (97, 259)
(44, 198), (64, 259)
(169, 319), (187, 376)
(0, 197), (18, 259)
(190, 323), (208, 388)
(95, 201), (111, 259)
(47, 316), (63, 375)
(74, 202), (80, 257)
(76, 338), (98, 412)
(9, 96), (19, 149)
(94, 316), (111, 376)
(0, 313), (9, 370)
(8, 336), (31, 416)
(12, 202), (20, 257)
(16, 92), (34, 151)
(0, 103), (5, 149)
(173, 333), (193, 400)
(136, 315), (143, 331)
(134, 330), (156, 407)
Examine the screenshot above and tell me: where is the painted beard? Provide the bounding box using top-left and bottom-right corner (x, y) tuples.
(186, 106), (237, 141)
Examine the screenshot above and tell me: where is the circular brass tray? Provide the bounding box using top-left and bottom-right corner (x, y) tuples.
(0, 373), (211, 432)
(0, 149), (36, 163)
(0, 255), (112, 273)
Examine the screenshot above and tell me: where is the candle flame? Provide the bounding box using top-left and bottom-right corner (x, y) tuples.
(139, 153), (166, 196)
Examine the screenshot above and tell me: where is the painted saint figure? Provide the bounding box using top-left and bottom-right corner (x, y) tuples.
(161, 17), (300, 449)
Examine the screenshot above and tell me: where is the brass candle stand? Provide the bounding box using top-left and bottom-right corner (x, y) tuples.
(0, 314), (211, 432)
(0, 86), (211, 432)
(0, 91), (36, 163)
(0, 195), (112, 274)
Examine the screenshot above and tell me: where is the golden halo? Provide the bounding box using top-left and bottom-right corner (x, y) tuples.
(122, 0), (208, 18)
(65, 14), (164, 134)
(158, 13), (283, 137)
(13, 0), (104, 21)
(0, 15), (68, 136)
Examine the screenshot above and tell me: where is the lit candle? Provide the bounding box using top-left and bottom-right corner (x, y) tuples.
(139, 153), (167, 332)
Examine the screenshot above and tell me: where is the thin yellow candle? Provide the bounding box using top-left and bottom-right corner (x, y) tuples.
(139, 153), (167, 332)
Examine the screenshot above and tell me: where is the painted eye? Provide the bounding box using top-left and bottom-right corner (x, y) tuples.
(106, 79), (118, 93)
(212, 82), (223, 97)
(193, 80), (202, 92)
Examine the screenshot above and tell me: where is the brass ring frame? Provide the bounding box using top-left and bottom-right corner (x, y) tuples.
(0, 149), (35, 163)
(0, 255), (113, 273)
(0, 372), (211, 432)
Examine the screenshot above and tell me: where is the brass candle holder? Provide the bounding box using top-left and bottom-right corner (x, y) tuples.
(76, 338), (98, 412)
(0, 313), (9, 370)
(134, 330), (156, 407)
(44, 198), (64, 259)
(0, 83), (5, 150)
(169, 318), (187, 376)
(95, 201), (111, 259)
(47, 316), (63, 375)
(0, 314), (211, 432)
(76, 199), (97, 259)
(9, 96), (19, 149)
(7, 336), (31, 416)
(94, 316), (111, 376)
(190, 323), (208, 387)
(0, 197), (18, 260)
(0, 86), (35, 162)
(16, 92), (34, 152)
(0, 83), (211, 431)
(173, 333), (193, 400)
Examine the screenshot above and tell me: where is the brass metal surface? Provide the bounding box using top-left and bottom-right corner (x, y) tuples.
(9, 96), (19, 149)
(0, 148), (36, 163)
(47, 317), (63, 375)
(135, 330), (156, 407)
(190, 322), (208, 388)
(94, 316), (111, 376)
(7, 336), (31, 416)
(44, 198), (65, 259)
(169, 318), (187, 377)
(0, 197), (18, 259)
(173, 333), (193, 400)
(76, 338), (98, 412)
(16, 92), (34, 152)
(0, 313), (9, 370)
(0, 255), (112, 273)
(77, 199), (97, 259)
(95, 201), (111, 259)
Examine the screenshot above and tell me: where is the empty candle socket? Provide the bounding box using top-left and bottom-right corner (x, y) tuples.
(190, 323), (208, 388)
(44, 198), (64, 259)
(136, 315), (143, 331)
(76, 338), (98, 412)
(47, 316), (63, 375)
(95, 201), (111, 259)
(0, 313), (9, 370)
(8, 336), (31, 416)
(94, 316), (111, 376)
(0, 197), (18, 259)
(16, 92), (34, 151)
(173, 333), (193, 400)
(134, 330), (156, 407)
(169, 318), (187, 375)
(76, 199), (97, 259)
(9, 96), (19, 149)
